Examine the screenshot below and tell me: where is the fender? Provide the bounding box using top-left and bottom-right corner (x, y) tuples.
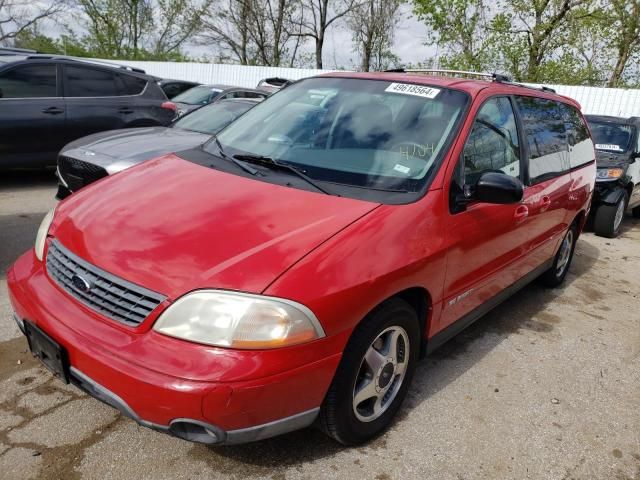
(599, 184), (627, 206)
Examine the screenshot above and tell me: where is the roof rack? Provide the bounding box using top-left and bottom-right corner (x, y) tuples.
(384, 68), (512, 82)
(25, 54), (146, 74)
(383, 68), (557, 93)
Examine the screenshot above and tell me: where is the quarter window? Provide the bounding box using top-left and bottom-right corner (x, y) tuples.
(119, 75), (146, 95)
(66, 66), (118, 97)
(462, 97), (521, 185)
(560, 103), (594, 169)
(0, 65), (57, 98)
(515, 96), (568, 183)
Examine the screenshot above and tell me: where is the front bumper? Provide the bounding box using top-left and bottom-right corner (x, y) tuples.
(8, 250), (341, 444)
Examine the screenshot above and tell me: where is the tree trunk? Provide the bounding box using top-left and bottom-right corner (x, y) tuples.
(315, 34), (323, 69)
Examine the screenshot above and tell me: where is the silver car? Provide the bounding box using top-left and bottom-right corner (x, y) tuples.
(56, 98), (261, 199)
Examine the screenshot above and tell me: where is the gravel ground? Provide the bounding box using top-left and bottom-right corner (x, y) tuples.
(1, 171), (639, 480)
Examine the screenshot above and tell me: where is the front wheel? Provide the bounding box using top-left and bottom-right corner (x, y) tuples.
(539, 223), (578, 288)
(318, 298), (420, 445)
(593, 192), (628, 238)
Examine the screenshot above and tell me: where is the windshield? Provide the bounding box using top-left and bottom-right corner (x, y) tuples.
(173, 101), (255, 135)
(589, 121), (635, 153)
(206, 77), (468, 199)
(173, 86), (221, 105)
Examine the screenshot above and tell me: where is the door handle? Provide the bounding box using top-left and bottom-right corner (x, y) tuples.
(540, 196), (551, 212)
(42, 107), (64, 115)
(514, 205), (529, 222)
(118, 107), (134, 114)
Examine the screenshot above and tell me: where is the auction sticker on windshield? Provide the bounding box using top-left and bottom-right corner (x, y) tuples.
(595, 144), (624, 152)
(385, 83), (440, 99)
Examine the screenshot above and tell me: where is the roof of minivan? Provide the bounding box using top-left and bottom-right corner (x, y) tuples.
(317, 71), (581, 109)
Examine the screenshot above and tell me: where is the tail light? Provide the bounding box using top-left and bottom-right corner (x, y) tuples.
(161, 101), (177, 112)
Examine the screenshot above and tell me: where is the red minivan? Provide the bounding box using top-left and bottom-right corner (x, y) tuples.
(8, 71), (595, 446)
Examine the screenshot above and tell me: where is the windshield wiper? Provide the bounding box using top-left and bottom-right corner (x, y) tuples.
(233, 154), (336, 196)
(213, 138), (260, 176)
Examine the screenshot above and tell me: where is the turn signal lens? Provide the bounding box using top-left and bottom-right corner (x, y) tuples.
(596, 168), (624, 179)
(34, 208), (55, 261)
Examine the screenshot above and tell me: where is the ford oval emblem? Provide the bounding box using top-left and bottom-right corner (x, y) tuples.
(71, 274), (92, 293)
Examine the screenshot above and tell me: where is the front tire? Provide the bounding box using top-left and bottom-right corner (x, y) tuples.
(539, 222), (578, 288)
(318, 298), (420, 445)
(593, 192), (628, 238)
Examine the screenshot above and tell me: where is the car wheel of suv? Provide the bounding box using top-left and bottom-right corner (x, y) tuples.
(594, 192), (628, 238)
(318, 298), (420, 445)
(540, 222), (578, 288)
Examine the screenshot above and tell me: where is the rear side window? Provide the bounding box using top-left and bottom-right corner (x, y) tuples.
(119, 74), (146, 95)
(66, 66), (118, 97)
(515, 96), (568, 184)
(0, 65), (57, 98)
(560, 103), (594, 168)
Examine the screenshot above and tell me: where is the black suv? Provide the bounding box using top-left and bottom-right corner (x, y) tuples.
(0, 52), (176, 168)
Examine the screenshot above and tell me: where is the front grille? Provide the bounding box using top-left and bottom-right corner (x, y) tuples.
(46, 240), (166, 327)
(58, 155), (108, 192)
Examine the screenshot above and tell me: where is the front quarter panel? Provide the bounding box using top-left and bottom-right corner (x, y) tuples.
(264, 190), (448, 346)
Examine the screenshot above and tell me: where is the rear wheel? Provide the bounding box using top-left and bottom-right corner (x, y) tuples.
(318, 298), (420, 445)
(593, 192), (628, 238)
(539, 222), (578, 288)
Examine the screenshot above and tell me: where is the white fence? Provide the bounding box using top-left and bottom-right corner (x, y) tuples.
(98, 59), (333, 89)
(102, 59), (640, 117)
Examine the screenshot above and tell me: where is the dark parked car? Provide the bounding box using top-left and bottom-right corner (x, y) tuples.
(56, 98), (261, 198)
(0, 53), (176, 169)
(157, 78), (201, 99)
(172, 84), (268, 116)
(585, 115), (640, 237)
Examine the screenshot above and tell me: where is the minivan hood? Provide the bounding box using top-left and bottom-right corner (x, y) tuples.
(52, 155), (379, 299)
(61, 127), (209, 173)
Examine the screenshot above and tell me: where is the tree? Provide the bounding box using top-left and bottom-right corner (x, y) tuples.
(347, 0), (402, 71)
(490, 0), (591, 82)
(603, 0), (640, 87)
(292, 0), (359, 68)
(200, 0), (302, 66)
(413, 0), (494, 71)
(0, 0), (67, 45)
(74, 0), (207, 59)
(199, 0), (256, 64)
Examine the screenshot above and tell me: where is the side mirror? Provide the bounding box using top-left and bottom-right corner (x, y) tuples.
(475, 171), (524, 204)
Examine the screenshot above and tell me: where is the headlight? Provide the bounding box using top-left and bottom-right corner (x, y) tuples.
(153, 290), (325, 349)
(34, 208), (55, 261)
(596, 168), (624, 180)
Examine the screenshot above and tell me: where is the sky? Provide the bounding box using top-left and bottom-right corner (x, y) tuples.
(39, 2), (434, 70)
(319, 4), (435, 69)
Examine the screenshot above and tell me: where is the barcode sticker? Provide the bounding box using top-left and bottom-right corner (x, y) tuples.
(385, 83), (440, 99)
(595, 144), (623, 152)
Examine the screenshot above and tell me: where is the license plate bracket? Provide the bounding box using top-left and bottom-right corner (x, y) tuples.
(24, 321), (69, 384)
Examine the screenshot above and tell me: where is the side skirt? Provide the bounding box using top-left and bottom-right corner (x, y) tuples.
(426, 258), (554, 355)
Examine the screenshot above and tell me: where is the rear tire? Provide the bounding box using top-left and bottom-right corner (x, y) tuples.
(593, 192), (628, 238)
(539, 222), (578, 288)
(318, 298), (420, 445)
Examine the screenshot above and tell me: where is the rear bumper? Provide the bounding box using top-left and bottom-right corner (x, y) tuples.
(7, 250), (340, 444)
